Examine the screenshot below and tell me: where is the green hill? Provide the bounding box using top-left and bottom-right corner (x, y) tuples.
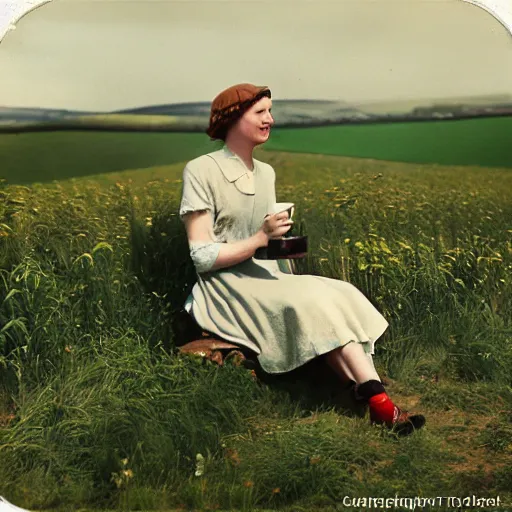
(264, 116), (512, 168)
(0, 116), (510, 186)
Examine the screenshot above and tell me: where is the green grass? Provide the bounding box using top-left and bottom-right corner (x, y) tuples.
(0, 132), (219, 186)
(1, 116), (510, 187)
(265, 116), (512, 169)
(0, 147), (511, 510)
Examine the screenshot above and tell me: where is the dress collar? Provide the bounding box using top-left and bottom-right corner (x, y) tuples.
(222, 145), (255, 175)
(206, 145), (256, 195)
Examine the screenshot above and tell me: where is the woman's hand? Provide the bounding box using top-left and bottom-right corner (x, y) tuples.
(260, 211), (293, 241)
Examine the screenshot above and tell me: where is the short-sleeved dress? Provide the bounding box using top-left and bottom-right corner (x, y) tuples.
(179, 145), (389, 374)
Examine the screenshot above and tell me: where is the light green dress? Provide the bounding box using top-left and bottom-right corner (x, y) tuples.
(179, 145), (388, 374)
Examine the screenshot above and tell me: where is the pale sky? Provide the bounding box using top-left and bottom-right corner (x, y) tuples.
(0, 0), (511, 111)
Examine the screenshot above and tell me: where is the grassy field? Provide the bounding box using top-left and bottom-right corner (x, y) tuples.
(1, 116), (511, 187)
(265, 116), (512, 169)
(0, 145), (511, 511)
(0, 131), (219, 186)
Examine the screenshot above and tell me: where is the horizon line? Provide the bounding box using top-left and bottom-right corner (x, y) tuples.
(1, 91), (511, 113)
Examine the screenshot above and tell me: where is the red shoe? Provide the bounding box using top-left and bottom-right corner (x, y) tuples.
(369, 392), (426, 436)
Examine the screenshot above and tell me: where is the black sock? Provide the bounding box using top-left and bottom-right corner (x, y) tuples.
(344, 379), (357, 390)
(356, 379), (386, 400)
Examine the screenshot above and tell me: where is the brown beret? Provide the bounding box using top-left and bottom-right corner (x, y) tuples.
(206, 83), (271, 140)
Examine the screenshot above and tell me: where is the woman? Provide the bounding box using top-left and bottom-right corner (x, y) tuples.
(179, 83), (425, 436)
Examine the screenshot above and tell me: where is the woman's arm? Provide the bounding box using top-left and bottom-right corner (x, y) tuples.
(180, 161), (292, 273)
(183, 211), (268, 270)
(183, 209), (293, 273)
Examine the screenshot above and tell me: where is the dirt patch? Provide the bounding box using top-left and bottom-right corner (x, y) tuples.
(391, 387), (512, 481)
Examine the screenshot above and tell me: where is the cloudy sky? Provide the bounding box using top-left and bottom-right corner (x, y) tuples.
(0, 0), (511, 111)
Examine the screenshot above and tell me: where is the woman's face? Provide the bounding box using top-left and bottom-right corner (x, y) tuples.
(230, 96), (274, 145)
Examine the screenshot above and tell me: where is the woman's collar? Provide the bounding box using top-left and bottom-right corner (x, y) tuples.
(207, 145), (255, 195)
(222, 144), (255, 172)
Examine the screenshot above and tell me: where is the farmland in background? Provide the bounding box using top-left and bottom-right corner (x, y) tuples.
(1, 115), (511, 187)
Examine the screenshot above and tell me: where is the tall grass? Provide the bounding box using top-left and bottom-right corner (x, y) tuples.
(279, 156), (512, 383)
(1, 151), (511, 509)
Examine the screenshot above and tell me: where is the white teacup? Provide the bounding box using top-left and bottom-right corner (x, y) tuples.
(271, 202), (295, 219)
(255, 201), (307, 259)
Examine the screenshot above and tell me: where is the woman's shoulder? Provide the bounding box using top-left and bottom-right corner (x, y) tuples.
(254, 157), (275, 177)
(185, 152), (218, 171)
(183, 152), (223, 183)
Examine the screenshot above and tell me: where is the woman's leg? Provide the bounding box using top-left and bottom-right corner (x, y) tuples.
(325, 341), (425, 435)
(324, 341), (380, 384)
